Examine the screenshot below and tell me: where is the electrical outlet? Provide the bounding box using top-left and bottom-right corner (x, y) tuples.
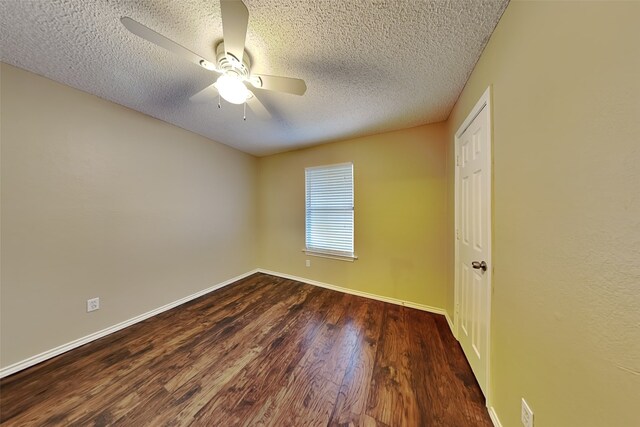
(305, 259), (311, 267)
(87, 297), (100, 312)
(521, 398), (534, 427)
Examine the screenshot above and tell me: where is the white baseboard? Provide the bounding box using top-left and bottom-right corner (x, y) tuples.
(488, 406), (503, 427)
(258, 268), (452, 320)
(0, 269), (260, 379)
(444, 311), (455, 336)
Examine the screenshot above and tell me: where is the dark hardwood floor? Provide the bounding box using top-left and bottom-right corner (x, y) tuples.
(0, 273), (491, 426)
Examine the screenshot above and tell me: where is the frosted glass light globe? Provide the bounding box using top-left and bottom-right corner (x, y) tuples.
(215, 74), (249, 104)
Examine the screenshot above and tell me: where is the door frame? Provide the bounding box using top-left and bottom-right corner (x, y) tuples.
(454, 85), (493, 404)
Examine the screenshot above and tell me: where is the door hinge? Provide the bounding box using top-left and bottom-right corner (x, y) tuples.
(456, 155), (460, 166)
(456, 228), (460, 240)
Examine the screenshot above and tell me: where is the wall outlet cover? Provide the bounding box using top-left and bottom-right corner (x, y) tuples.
(87, 297), (100, 312)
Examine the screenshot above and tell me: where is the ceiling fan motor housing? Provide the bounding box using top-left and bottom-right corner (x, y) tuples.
(215, 42), (251, 79)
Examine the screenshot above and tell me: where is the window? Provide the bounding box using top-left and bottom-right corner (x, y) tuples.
(305, 162), (355, 260)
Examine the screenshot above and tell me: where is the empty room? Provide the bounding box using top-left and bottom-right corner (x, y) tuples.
(1, 0), (638, 426)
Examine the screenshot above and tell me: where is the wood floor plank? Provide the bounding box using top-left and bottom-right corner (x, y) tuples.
(187, 285), (331, 424)
(0, 273), (492, 426)
(237, 290), (352, 426)
(327, 298), (385, 427)
(404, 308), (452, 426)
(365, 305), (421, 426)
(266, 294), (364, 426)
(154, 281), (314, 425)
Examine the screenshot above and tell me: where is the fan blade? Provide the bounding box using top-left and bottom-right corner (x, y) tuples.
(246, 92), (272, 120)
(121, 17), (217, 71)
(189, 84), (219, 103)
(250, 74), (307, 96)
(220, 0), (249, 64)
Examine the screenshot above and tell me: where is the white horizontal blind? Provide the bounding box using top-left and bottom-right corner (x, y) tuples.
(305, 163), (354, 257)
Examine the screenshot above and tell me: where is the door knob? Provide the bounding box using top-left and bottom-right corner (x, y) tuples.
(472, 261), (487, 271)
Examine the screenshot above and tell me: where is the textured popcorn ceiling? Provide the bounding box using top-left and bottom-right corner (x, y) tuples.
(0, 0), (508, 156)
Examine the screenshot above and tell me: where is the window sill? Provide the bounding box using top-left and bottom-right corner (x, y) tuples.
(302, 249), (358, 262)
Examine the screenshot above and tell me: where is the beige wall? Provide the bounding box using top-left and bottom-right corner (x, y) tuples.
(447, 1), (640, 426)
(0, 63), (258, 368)
(257, 123), (449, 309)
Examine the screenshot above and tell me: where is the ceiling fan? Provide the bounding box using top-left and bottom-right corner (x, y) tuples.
(121, 0), (307, 120)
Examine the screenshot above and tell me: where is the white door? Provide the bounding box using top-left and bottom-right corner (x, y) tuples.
(455, 87), (492, 399)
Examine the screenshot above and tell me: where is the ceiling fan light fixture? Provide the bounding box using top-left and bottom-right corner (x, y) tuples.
(215, 74), (249, 104)
(121, 0), (305, 122)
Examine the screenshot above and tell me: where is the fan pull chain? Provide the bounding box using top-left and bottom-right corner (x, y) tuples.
(218, 95), (221, 109)
(243, 102), (247, 121)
